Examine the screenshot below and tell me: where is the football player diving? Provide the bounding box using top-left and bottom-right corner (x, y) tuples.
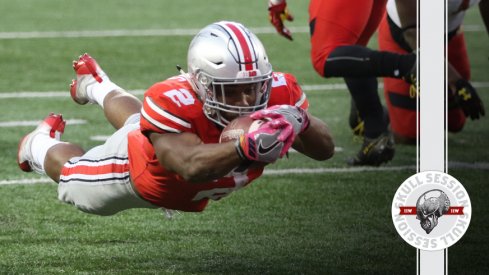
(17, 21), (334, 215)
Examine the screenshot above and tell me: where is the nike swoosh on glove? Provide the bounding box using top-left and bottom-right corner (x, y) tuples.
(235, 117), (294, 163)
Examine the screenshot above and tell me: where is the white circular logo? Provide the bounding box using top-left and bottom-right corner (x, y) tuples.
(391, 171), (471, 251)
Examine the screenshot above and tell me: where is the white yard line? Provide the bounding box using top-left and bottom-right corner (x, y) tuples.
(1, 82), (488, 100)
(90, 135), (112, 141)
(0, 119), (86, 127)
(0, 25), (483, 40)
(0, 90), (146, 99)
(263, 165), (416, 175)
(1, 161), (488, 186)
(0, 178), (52, 185)
(0, 27), (305, 40)
(265, 161), (489, 175)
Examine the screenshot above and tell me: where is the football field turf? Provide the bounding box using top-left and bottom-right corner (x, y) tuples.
(0, 1), (488, 273)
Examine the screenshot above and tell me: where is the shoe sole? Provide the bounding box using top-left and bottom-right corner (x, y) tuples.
(70, 79), (89, 105)
(17, 134), (33, 172)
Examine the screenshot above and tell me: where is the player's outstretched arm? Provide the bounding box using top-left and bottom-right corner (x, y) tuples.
(250, 105), (334, 161)
(149, 132), (242, 182)
(291, 115), (335, 161)
(149, 120), (292, 182)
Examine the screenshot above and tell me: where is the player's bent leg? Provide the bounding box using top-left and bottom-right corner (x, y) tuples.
(322, 45), (415, 79)
(309, 15), (415, 78)
(103, 89), (142, 130)
(58, 172), (157, 216)
(356, 0), (388, 46)
(44, 143), (85, 183)
(383, 77), (417, 144)
(17, 113), (86, 182)
(344, 77), (387, 138)
(378, 15), (417, 145)
(70, 53), (142, 130)
(57, 118), (157, 216)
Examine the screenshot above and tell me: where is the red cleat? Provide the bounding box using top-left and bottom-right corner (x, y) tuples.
(17, 113), (66, 173)
(70, 53), (108, 105)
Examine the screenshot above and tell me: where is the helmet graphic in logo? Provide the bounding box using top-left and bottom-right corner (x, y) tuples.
(416, 189), (450, 234)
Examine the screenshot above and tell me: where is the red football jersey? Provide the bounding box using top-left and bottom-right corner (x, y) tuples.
(127, 72), (308, 212)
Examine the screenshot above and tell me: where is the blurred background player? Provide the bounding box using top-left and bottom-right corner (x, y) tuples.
(268, 0), (416, 166)
(378, 0), (486, 144)
(17, 21), (334, 216)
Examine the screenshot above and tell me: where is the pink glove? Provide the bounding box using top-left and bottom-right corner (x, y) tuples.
(266, 117), (296, 157)
(268, 0), (294, 40)
(235, 117), (294, 163)
(251, 105), (310, 135)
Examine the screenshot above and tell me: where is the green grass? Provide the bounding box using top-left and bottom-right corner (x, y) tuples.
(0, 1), (488, 274)
(0, 173), (417, 274)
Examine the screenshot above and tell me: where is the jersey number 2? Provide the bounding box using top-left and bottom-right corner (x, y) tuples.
(164, 89), (195, 107)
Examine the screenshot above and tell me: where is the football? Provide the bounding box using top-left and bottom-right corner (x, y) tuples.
(219, 115), (265, 143)
(219, 115), (268, 171)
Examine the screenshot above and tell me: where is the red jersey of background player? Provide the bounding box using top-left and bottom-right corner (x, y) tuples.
(127, 72), (308, 212)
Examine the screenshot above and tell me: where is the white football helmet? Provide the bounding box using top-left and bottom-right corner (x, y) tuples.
(187, 21), (273, 127)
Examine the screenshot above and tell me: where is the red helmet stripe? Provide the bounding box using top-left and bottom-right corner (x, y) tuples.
(225, 23), (255, 71)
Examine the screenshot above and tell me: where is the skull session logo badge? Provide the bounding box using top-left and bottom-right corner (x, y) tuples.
(416, 190), (450, 234)
(391, 171), (471, 251)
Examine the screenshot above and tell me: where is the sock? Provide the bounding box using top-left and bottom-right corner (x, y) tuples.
(324, 45), (416, 78)
(31, 134), (64, 172)
(87, 80), (121, 108)
(344, 77), (387, 138)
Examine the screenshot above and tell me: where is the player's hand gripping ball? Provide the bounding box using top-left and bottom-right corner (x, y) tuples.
(220, 115), (268, 171)
(219, 115), (265, 143)
(220, 113), (296, 171)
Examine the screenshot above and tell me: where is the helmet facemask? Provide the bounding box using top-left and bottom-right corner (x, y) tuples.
(196, 71), (272, 127)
